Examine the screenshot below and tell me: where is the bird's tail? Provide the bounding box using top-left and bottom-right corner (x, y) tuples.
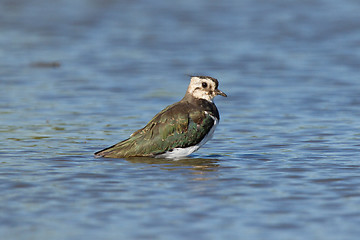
(94, 135), (155, 158)
(94, 138), (133, 158)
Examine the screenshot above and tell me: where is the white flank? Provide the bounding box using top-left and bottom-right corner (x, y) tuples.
(156, 112), (218, 159)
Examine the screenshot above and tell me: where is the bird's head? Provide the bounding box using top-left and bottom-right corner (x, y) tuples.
(186, 76), (227, 102)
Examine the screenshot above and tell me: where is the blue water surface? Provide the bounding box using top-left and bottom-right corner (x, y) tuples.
(1, 0), (360, 239)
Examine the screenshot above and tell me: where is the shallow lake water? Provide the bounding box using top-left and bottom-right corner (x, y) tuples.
(1, 0), (360, 239)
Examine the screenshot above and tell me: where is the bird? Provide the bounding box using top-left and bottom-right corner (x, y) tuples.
(94, 76), (227, 159)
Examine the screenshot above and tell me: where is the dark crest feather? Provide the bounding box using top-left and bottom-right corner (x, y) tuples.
(190, 75), (219, 88)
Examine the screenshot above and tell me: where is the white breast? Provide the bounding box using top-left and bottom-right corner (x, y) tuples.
(156, 112), (218, 159)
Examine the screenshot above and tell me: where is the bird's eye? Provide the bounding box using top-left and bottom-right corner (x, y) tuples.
(202, 82), (207, 88)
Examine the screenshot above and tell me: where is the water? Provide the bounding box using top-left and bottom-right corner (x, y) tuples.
(1, 0), (360, 239)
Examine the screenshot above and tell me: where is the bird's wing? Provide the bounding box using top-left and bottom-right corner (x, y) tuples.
(95, 102), (216, 157)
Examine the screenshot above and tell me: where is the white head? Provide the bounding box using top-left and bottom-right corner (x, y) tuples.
(186, 76), (227, 102)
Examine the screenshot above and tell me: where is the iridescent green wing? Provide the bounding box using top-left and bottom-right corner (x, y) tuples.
(95, 103), (215, 157)
(132, 103), (215, 155)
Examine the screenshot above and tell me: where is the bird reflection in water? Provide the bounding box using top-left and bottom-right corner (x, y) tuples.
(122, 157), (221, 181)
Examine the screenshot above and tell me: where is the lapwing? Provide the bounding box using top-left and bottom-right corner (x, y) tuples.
(95, 76), (227, 159)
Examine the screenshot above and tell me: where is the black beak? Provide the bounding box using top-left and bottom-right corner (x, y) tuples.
(215, 89), (227, 97)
